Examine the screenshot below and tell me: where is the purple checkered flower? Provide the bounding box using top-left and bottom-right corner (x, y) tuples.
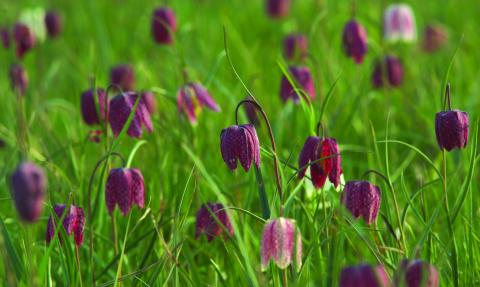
(13, 23), (35, 59)
(46, 204), (85, 246)
(177, 82), (220, 124)
(105, 168), (145, 216)
(81, 88), (108, 126)
(195, 202), (233, 241)
(343, 20), (368, 64)
(266, 0), (290, 19)
(1, 26), (10, 48)
(141, 91), (156, 115)
(280, 66), (315, 103)
(220, 124), (260, 172)
(339, 264), (391, 287)
(151, 7), (177, 44)
(384, 4), (416, 43)
(10, 64), (28, 97)
(109, 92), (153, 138)
(395, 260), (439, 287)
(341, 181), (381, 224)
(110, 64), (135, 92)
(435, 110), (469, 151)
(372, 56), (404, 88)
(283, 33), (308, 61)
(45, 11), (62, 38)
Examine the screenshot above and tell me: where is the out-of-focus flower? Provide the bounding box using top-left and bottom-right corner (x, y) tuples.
(339, 263), (391, 287)
(110, 64), (135, 92)
(142, 91), (156, 115)
(372, 56), (404, 88)
(10, 162), (46, 222)
(195, 202), (233, 241)
(13, 23), (36, 58)
(280, 66), (315, 103)
(177, 82), (220, 123)
(395, 260), (439, 287)
(10, 64), (28, 96)
(151, 7), (177, 44)
(220, 124), (260, 172)
(266, 0), (290, 19)
(383, 4), (416, 43)
(341, 181), (381, 224)
(105, 168), (145, 215)
(283, 33), (308, 61)
(81, 88), (108, 126)
(109, 92), (153, 138)
(243, 96), (260, 126)
(343, 20), (368, 64)
(45, 11), (62, 38)
(435, 110), (469, 151)
(423, 24), (448, 53)
(1, 26), (10, 48)
(46, 204), (85, 246)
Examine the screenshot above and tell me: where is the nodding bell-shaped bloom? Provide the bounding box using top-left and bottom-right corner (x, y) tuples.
(343, 20), (368, 64)
(142, 91), (156, 114)
(45, 11), (62, 38)
(383, 4), (416, 43)
(280, 66), (315, 103)
(243, 97), (260, 126)
(10, 162), (46, 222)
(298, 136), (342, 189)
(341, 181), (381, 225)
(195, 202), (234, 241)
(151, 7), (177, 44)
(339, 264), (391, 287)
(1, 26), (10, 48)
(46, 204), (85, 246)
(220, 124), (260, 172)
(395, 260), (439, 287)
(105, 168), (145, 215)
(109, 92), (153, 138)
(110, 64), (135, 92)
(261, 217), (302, 271)
(435, 110), (469, 151)
(266, 0), (290, 19)
(283, 33), (308, 61)
(81, 88), (108, 125)
(423, 24), (448, 53)
(177, 82), (220, 123)
(372, 56), (404, 88)
(13, 23), (35, 59)
(10, 64), (28, 96)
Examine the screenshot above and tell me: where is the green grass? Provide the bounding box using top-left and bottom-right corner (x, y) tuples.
(1, 0), (480, 286)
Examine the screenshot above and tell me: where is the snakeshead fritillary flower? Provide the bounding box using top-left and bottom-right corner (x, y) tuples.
(1, 26), (10, 48)
(13, 23), (35, 59)
(110, 64), (135, 92)
(435, 110), (469, 151)
(423, 24), (448, 53)
(10, 162), (46, 222)
(395, 260), (439, 287)
(341, 181), (381, 225)
(261, 217), (302, 271)
(383, 4), (416, 43)
(343, 20), (368, 64)
(298, 136), (342, 189)
(280, 66), (315, 103)
(339, 264), (391, 287)
(372, 56), (404, 88)
(10, 64), (28, 97)
(177, 82), (220, 123)
(46, 204), (85, 246)
(106, 168), (145, 215)
(109, 92), (153, 138)
(142, 91), (156, 114)
(283, 33), (308, 61)
(195, 202), (233, 241)
(266, 0), (290, 19)
(81, 88), (108, 126)
(152, 7), (177, 45)
(220, 124), (260, 172)
(45, 11), (62, 38)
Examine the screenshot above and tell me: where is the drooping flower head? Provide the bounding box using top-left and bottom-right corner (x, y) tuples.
(339, 264), (391, 287)
(10, 162), (46, 222)
(13, 23), (36, 58)
(105, 168), (145, 216)
(81, 88), (108, 126)
(151, 7), (177, 44)
(266, 0), (291, 19)
(395, 260), (439, 287)
(195, 202), (234, 241)
(372, 55), (404, 88)
(10, 64), (28, 97)
(298, 136), (342, 189)
(142, 91), (156, 115)
(283, 33), (308, 61)
(383, 4), (416, 43)
(280, 66), (315, 103)
(423, 24), (448, 53)
(243, 96), (260, 126)
(1, 26), (10, 48)
(435, 110), (468, 151)
(341, 181), (381, 224)
(343, 20), (368, 64)
(46, 204), (85, 246)
(261, 217), (302, 271)
(110, 64), (135, 92)
(177, 82), (220, 123)
(109, 92), (153, 138)
(220, 124), (260, 172)
(45, 11), (62, 38)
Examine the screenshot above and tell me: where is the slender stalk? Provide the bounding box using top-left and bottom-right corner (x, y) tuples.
(112, 214), (119, 255)
(75, 246), (83, 287)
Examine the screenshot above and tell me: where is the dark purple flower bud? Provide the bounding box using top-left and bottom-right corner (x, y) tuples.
(46, 204), (85, 246)
(110, 64), (135, 92)
(283, 33), (308, 61)
(10, 64), (28, 97)
(177, 82), (220, 123)
(10, 162), (46, 222)
(105, 168), (145, 216)
(0, 26), (10, 48)
(45, 11), (62, 38)
(372, 56), (404, 88)
(13, 23), (36, 59)
(280, 66), (315, 103)
(266, 0), (290, 19)
(343, 20), (368, 64)
(141, 91), (156, 115)
(151, 7), (177, 45)
(339, 264), (391, 287)
(423, 24), (448, 53)
(341, 181), (381, 224)
(220, 124), (260, 172)
(81, 88), (108, 125)
(395, 260), (439, 287)
(195, 202), (233, 241)
(435, 110), (468, 151)
(109, 92), (153, 138)
(243, 96), (260, 126)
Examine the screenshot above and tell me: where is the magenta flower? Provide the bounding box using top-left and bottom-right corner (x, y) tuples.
(383, 4), (416, 43)
(177, 82), (220, 123)
(298, 136), (342, 189)
(339, 264), (391, 287)
(435, 110), (469, 151)
(10, 64), (28, 97)
(151, 7), (177, 44)
(195, 202), (234, 241)
(81, 88), (108, 126)
(423, 24), (448, 53)
(343, 20), (368, 64)
(280, 66), (315, 103)
(142, 91), (156, 114)
(372, 56), (404, 88)
(261, 217), (302, 271)
(45, 11), (62, 38)
(13, 23), (35, 59)
(110, 64), (135, 92)
(46, 204), (85, 246)
(109, 92), (153, 138)
(283, 33), (308, 61)
(395, 260), (439, 287)
(341, 181), (381, 224)
(1, 26), (10, 48)
(220, 124), (260, 172)
(10, 162), (46, 222)
(266, 0), (290, 19)
(105, 168), (145, 215)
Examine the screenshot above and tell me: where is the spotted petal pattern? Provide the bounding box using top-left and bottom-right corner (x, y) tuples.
(195, 203), (233, 241)
(280, 66), (315, 103)
(341, 181), (381, 224)
(106, 168), (146, 215)
(220, 124), (260, 172)
(46, 204), (85, 246)
(435, 110), (469, 151)
(109, 92), (153, 138)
